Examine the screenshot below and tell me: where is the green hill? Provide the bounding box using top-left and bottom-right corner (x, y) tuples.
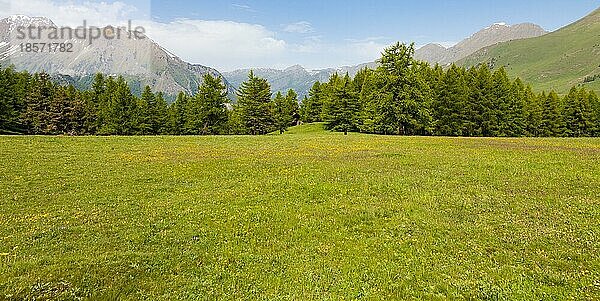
(458, 7), (600, 94)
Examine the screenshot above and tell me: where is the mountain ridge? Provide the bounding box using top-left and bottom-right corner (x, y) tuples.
(224, 22), (546, 97)
(457, 7), (600, 94)
(0, 15), (232, 99)
(414, 22), (548, 65)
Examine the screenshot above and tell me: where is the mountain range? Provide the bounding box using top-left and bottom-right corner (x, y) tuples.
(1, 8), (598, 99)
(0, 15), (231, 98)
(225, 22), (547, 98)
(223, 62), (377, 99)
(414, 22), (547, 65)
(458, 7), (600, 94)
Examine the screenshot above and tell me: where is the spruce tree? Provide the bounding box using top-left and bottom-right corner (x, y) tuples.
(236, 71), (274, 135)
(186, 74), (229, 135)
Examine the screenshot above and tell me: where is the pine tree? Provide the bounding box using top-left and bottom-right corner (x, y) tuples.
(524, 89), (543, 137)
(563, 87), (594, 137)
(185, 74), (228, 135)
(66, 85), (88, 135)
(154, 92), (169, 135)
(0, 68), (14, 132)
(273, 92), (290, 134)
(236, 71), (274, 135)
(48, 86), (71, 134)
(22, 73), (54, 134)
(323, 75), (360, 135)
(137, 86), (155, 135)
(271, 89), (300, 134)
(47, 85), (87, 135)
(99, 76), (138, 135)
(171, 92), (189, 135)
(89, 73), (107, 133)
(225, 108), (246, 135)
(357, 70), (378, 133)
(300, 81), (324, 123)
(540, 91), (564, 137)
(285, 89), (300, 126)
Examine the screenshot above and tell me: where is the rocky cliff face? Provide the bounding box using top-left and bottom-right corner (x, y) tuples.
(0, 15), (230, 98)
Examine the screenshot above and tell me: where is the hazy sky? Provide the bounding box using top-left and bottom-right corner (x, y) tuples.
(1, 0), (598, 71)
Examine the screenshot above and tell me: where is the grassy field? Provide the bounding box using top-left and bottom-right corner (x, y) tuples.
(1, 124), (600, 300)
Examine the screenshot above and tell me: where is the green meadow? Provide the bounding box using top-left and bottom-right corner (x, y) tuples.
(1, 124), (599, 300)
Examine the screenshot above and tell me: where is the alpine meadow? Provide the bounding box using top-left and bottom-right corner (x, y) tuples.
(1, 2), (600, 300)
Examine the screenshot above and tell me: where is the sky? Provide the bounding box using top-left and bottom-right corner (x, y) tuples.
(1, 0), (599, 71)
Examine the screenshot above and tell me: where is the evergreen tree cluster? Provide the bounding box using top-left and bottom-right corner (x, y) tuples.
(1, 42), (599, 137)
(0, 70), (232, 135)
(228, 71), (299, 135)
(300, 43), (600, 137)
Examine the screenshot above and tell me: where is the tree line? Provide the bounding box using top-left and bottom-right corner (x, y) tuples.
(0, 69), (298, 135)
(1, 42), (599, 137)
(301, 43), (600, 137)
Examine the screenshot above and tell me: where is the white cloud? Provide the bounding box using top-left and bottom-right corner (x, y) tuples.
(140, 19), (287, 71)
(283, 21), (314, 34)
(231, 3), (256, 13)
(0, 0), (145, 27)
(0, 0), (392, 71)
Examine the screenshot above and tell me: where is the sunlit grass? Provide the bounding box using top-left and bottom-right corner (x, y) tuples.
(1, 125), (599, 300)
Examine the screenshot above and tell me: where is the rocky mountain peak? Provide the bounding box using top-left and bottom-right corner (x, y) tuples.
(415, 22), (548, 65)
(0, 15), (228, 99)
(284, 64), (307, 73)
